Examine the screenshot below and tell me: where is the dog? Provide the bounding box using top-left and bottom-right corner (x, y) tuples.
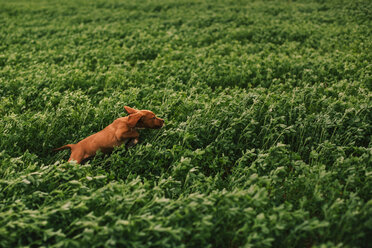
(54, 106), (164, 164)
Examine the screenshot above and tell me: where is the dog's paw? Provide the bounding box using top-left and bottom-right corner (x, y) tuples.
(126, 138), (139, 148)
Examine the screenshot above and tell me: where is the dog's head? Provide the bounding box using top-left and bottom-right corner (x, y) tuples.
(124, 106), (164, 129)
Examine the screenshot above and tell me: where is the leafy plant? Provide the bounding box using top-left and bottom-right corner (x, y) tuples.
(0, 0), (371, 247)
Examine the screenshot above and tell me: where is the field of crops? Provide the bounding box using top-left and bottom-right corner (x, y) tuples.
(0, 0), (371, 247)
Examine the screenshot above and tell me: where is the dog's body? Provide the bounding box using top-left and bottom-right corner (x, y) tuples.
(54, 106), (164, 164)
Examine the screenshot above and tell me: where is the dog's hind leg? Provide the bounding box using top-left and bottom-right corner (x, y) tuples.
(68, 148), (85, 164)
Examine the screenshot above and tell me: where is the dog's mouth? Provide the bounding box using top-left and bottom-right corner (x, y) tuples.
(136, 120), (164, 129)
(151, 123), (164, 129)
(158, 120), (165, 128)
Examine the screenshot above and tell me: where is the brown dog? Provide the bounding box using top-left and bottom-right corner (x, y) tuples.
(54, 106), (164, 164)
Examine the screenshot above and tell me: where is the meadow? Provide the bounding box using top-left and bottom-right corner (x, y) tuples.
(0, 0), (371, 247)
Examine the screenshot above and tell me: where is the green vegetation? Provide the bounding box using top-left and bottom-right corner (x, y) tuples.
(0, 0), (371, 247)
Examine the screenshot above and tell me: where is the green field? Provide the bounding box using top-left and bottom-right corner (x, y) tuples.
(0, 0), (371, 247)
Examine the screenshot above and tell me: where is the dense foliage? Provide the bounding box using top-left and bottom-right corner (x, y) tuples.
(0, 0), (371, 247)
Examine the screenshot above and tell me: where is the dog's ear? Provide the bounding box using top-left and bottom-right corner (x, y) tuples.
(124, 106), (138, 115)
(127, 112), (144, 128)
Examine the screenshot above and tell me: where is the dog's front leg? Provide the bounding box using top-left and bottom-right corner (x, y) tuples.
(118, 130), (139, 149)
(126, 137), (139, 148)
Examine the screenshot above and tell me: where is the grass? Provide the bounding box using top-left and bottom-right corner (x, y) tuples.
(0, 0), (371, 247)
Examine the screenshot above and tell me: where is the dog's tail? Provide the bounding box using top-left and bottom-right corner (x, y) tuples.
(53, 144), (75, 152)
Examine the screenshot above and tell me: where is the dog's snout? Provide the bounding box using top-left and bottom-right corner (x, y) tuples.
(157, 118), (164, 128)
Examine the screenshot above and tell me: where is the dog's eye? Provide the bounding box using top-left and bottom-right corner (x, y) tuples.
(152, 117), (156, 119)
